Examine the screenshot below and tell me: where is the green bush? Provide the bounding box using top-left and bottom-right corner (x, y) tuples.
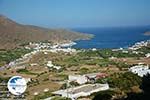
(80, 67), (89, 74)
(0, 48), (31, 64)
(92, 90), (115, 100)
(107, 72), (142, 90)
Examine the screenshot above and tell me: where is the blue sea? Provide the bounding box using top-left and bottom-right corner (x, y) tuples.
(72, 26), (150, 49)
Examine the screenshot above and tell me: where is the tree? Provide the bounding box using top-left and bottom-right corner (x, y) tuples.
(140, 74), (150, 93)
(93, 90), (114, 100)
(125, 74), (150, 100)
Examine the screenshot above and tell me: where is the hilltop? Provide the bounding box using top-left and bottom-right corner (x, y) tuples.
(0, 15), (93, 49)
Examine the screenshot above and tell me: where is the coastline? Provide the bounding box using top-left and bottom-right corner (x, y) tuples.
(72, 39), (150, 50)
(72, 27), (150, 49)
(144, 31), (150, 36)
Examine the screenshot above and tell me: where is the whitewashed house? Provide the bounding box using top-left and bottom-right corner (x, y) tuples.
(69, 75), (88, 84)
(92, 48), (97, 51)
(53, 65), (61, 70)
(68, 73), (108, 84)
(47, 61), (61, 70)
(47, 61), (53, 68)
(145, 53), (150, 58)
(129, 65), (150, 77)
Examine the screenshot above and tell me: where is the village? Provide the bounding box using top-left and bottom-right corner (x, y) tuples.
(0, 40), (150, 100)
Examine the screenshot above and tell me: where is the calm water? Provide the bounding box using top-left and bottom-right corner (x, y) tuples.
(72, 26), (150, 49)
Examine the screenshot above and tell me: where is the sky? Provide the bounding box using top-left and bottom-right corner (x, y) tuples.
(0, 0), (150, 28)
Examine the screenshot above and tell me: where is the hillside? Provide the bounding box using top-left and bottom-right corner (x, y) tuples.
(0, 15), (93, 49)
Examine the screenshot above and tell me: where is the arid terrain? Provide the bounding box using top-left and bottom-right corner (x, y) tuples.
(0, 15), (93, 49)
(0, 41), (150, 99)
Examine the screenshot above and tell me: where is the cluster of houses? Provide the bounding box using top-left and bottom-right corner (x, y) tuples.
(4, 40), (150, 99)
(25, 41), (76, 50)
(44, 72), (109, 100)
(129, 64), (150, 77)
(49, 64), (150, 100)
(112, 48), (139, 55)
(128, 40), (150, 50)
(46, 48), (76, 53)
(128, 40), (150, 56)
(5, 41), (77, 70)
(25, 42), (77, 54)
(46, 64), (150, 100)
(25, 42), (52, 50)
(112, 40), (150, 57)
(46, 61), (61, 70)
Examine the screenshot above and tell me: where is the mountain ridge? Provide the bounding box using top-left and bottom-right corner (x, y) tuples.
(0, 15), (93, 49)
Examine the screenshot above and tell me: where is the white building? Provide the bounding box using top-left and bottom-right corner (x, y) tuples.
(30, 63), (38, 66)
(53, 65), (61, 70)
(52, 84), (109, 100)
(69, 75), (88, 84)
(122, 50), (128, 53)
(92, 48), (97, 51)
(68, 73), (107, 84)
(50, 48), (76, 53)
(128, 41), (149, 50)
(47, 61), (53, 68)
(145, 53), (150, 58)
(47, 61), (61, 70)
(129, 65), (150, 77)
(109, 56), (117, 60)
(60, 42), (77, 47)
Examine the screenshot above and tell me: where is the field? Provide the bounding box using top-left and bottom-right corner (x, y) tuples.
(0, 46), (150, 99)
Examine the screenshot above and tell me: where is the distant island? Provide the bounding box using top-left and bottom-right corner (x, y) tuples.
(0, 15), (93, 49)
(144, 31), (150, 36)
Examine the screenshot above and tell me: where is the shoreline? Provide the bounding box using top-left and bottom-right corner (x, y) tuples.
(72, 39), (150, 50)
